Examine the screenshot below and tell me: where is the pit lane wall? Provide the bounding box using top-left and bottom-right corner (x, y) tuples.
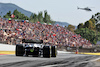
(0, 43), (15, 51)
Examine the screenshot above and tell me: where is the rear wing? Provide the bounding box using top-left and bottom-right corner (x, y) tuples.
(22, 39), (43, 44)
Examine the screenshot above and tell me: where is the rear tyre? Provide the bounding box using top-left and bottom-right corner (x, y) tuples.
(51, 46), (57, 57)
(16, 44), (25, 56)
(43, 46), (50, 58)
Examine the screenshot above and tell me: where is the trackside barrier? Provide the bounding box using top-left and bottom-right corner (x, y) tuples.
(0, 43), (15, 51)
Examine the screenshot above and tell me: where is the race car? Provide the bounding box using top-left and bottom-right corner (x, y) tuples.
(15, 39), (57, 58)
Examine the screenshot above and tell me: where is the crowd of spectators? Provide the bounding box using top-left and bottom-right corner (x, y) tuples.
(0, 18), (92, 48)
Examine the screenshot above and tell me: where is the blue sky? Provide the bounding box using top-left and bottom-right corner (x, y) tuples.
(0, 0), (100, 26)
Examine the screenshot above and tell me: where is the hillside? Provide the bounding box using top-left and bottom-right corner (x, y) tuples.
(0, 3), (77, 28)
(55, 21), (77, 29)
(0, 3), (32, 17)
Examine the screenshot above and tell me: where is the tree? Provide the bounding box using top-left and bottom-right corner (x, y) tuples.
(84, 20), (96, 30)
(96, 23), (100, 32)
(95, 12), (100, 16)
(91, 15), (94, 19)
(33, 13), (38, 22)
(67, 25), (75, 32)
(43, 10), (51, 23)
(88, 20), (94, 30)
(84, 21), (89, 28)
(7, 11), (11, 16)
(75, 28), (99, 44)
(13, 9), (19, 19)
(30, 13), (34, 20)
(13, 9), (18, 15)
(77, 23), (84, 29)
(29, 10), (54, 23)
(75, 12), (100, 44)
(3, 11), (11, 18)
(38, 12), (43, 22)
(12, 9), (29, 20)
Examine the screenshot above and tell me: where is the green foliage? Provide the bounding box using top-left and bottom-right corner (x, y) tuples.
(3, 9), (29, 20)
(75, 28), (99, 44)
(43, 10), (51, 23)
(29, 13), (38, 23)
(77, 18), (96, 30)
(84, 19), (96, 30)
(77, 23), (83, 29)
(67, 24), (75, 32)
(96, 23), (100, 32)
(33, 13), (38, 22)
(3, 11), (11, 18)
(30, 13), (33, 20)
(29, 10), (54, 24)
(76, 12), (100, 44)
(13, 9), (29, 20)
(95, 12), (100, 16)
(3, 9), (54, 24)
(38, 11), (43, 22)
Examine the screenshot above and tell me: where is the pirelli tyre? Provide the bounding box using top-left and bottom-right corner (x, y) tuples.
(43, 46), (51, 58)
(16, 44), (25, 56)
(51, 46), (57, 57)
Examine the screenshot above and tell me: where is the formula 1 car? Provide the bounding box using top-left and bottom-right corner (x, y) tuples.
(15, 39), (57, 58)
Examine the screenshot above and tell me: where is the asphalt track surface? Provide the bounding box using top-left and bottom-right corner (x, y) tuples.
(0, 52), (100, 67)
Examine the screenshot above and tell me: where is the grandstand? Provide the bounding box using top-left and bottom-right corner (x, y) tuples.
(0, 18), (92, 49)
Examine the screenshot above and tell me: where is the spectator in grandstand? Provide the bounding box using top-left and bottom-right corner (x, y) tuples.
(0, 18), (92, 48)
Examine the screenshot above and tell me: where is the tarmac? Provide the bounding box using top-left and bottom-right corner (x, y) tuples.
(0, 44), (100, 67)
(0, 52), (100, 67)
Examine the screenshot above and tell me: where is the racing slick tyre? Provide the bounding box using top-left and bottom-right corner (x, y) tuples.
(16, 44), (25, 56)
(43, 46), (51, 58)
(51, 46), (57, 57)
